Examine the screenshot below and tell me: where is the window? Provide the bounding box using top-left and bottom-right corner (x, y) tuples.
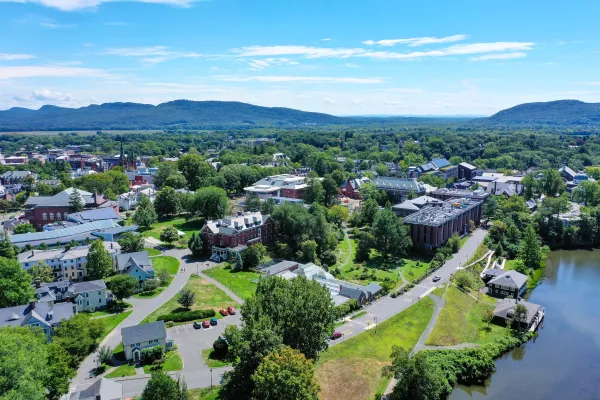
(42, 213), (47, 221)
(86, 301), (89, 305)
(49, 213), (54, 221)
(98, 291), (101, 295)
(99, 299), (102, 304)
(136, 343), (140, 347)
(63, 212), (68, 220)
(56, 213), (61, 220)
(131, 344), (135, 348)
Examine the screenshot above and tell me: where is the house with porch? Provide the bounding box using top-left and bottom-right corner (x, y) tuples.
(493, 298), (544, 330)
(121, 321), (174, 362)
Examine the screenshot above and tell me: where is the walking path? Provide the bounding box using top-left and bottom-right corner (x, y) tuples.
(198, 271), (244, 304)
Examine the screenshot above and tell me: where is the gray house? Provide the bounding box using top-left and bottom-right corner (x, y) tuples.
(115, 251), (154, 285)
(0, 301), (75, 339)
(69, 378), (123, 400)
(121, 321), (174, 362)
(493, 298), (543, 329)
(484, 269), (528, 298)
(339, 282), (383, 305)
(35, 279), (108, 312)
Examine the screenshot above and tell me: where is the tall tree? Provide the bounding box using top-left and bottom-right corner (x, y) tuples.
(153, 162), (179, 188)
(520, 225), (542, 270)
(0, 257), (35, 308)
(107, 275), (138, 302)
(303, 178), (325, 205)
(188, 232), (204, 257)
(260, 198), (276, 215)
(45, 343), (76, 400)
(0, 231), (16, 259)
(522, 173), (538, 199)
(327, 205), (349, 227)
(321, 174), (339, 206)
(68, 188), (84, 213)
(540, 168), (565, 196)
(86, 239), (113, 280)
(52, 314), (104, 367)
(178, 153), (215, 191)
(28, 261), (55, 283)
(117, 232), (145, 253)
(244, 193), (261, 212)
(359, 198), (379, 226)
(133, 195), (158, 229)
(370, 209), (412, 258)
(189, 186), (229, 220)
(177, 289), (195, 310)
(142, 372), (188, 400)
(511, 303), (529, 331)
(160, 226), (180, 244)
(154, 186), (181, 218)
(251, 346), (320, 400)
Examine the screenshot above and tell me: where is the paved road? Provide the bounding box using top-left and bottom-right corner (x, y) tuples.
(332, 228), (487, 344)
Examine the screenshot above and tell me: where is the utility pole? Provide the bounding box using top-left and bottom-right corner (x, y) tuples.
(210, 368), (213, 389)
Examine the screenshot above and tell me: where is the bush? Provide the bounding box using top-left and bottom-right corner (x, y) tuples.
(212, 336), (229, 358)
(334, 299), (361, 319)
(156, 309), (216, 323)
(143, 279), (160, 292)
(142, 345), (164, 363)
(165, 321), (175, 328)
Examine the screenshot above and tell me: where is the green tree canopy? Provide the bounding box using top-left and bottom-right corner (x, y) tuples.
(117, 232), (145, 253)
(133, 195), (158, 229)
(178, 153), (215, 191)
(108, 274), (138, 301)
(0, 257), (35, 308)
(141, 372), (188, 400)
(154, 186), (181, 218)
(188, 186), (229, 220)
(86, 239), (113, 280)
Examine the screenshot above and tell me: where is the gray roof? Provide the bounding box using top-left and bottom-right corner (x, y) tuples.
(363, 282), (383, 295)
(116, 251), (153, 274)
(67, 208), (121, 224)
(392, 200), (420, 211)
(92, 225), (139, 236)
(482, 268), (506, 278)
(70, 378), (123, 400)
(0, 301), (74, 329)
(122, 321), (166, 346)
(339, 285), (366, 301)
(10, 219), (117, 245)
(374, 177), (424, 192)
(488, 270), (528, 289)
(260, 260), (299, 276)
(493, 298), (541, 325)
(73, 279), (107, 292)
(25, 188), (92, 207)
(410, 195), (444, 208)
(459, 162), (477, 170)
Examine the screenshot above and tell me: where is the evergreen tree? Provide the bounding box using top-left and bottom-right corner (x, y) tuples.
(68, 189), (84, 213)
(0, 231), (16, 259)
(244, 193), (261, 212)
(133, 195), (157, 230)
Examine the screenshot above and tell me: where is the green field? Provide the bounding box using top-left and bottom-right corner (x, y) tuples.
(133, 287), (165, 299)
(426, 286), (506, 346)
(105, 364), (136, 378)
(142, 276), (237, 324)
(142, 350), (183, 374)
(100, 311), (133, 341)
(145, 247), (162, 256)
(141, 217), (204, 241)
(399, 257), (432, 282)
(152, 255), (180, 275)
(316, 297), (435, 400)
(188, 387), (220, 400)
(201, 348), (233, 368)
(204, 265), (260, 300)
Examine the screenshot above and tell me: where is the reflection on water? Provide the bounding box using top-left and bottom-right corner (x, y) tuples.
(449, 250), (600, 400)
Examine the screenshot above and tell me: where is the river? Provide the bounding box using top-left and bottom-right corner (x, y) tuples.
(450, 250), (600, 400)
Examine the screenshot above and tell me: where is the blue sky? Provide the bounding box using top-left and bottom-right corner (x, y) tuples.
(1, 0), (599, 115)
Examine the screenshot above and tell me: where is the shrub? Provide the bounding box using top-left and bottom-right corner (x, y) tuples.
(334, 299), (361, 319)
(142, 345), (164, 363)
(143, 279), (160, 292)
(212, 336), (229, 358)
(156, 309), (216, 323)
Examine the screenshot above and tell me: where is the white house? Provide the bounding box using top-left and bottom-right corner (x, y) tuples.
(121, 321), (174, 362)
(35, 279), (109, 312)
(118, 188), (157, 211)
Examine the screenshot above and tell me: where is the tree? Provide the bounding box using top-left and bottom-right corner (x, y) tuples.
(359, 198), (379, 226)
(327, 205), (349, 227)
(142, 372), (188, 400)
(188, 232), (204, 257)
(0, 231), (16, 259)
(160, 226), (180, 244)
(300, 240), (318, 263)
(511, 303), (529, 331)
(118, 232), (145, 253)
(177, 289), (195, 310)
(212, 336), (229, 359)
(97, 345), (114, 365)
(371, 209), (412, 258)
(143, 279), (160, 292)
(241, 243), (266, 269)
(260, 198), (276, 215)
(244, 193), (261, 212)
(322, 174), (339, 206)
(522, 173), (538, 199)
(154, 187), (181, 218)
(178, 153), (215, 191)
(108, 275), (138, 302)
(482, 309), (494, 328)
(303, 178), (325, 205)
(53, 314), (103, 367)
(540, 168), (565, 196)
(157, 268), (171, 285)
(0, 257), (35, 307)
(188, 186), (229, 220)
(447, 232), (461, 253)
(520, 225), (542, 270)
(68, 188), (84, 212)
(86, 239), (113, 280)
(251, 346), (320, 400)
(154, 162), (179, 188)
(45, 343), (75, 400)
(482, 195), (500, 222)
(13, 223), (35, 234)
(133, 195), (158, 229)
(163, 173), (187, 190)
(28, 261), (55, 283)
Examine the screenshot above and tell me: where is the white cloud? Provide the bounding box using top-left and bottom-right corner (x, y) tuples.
(344, 63), (361, 68)
(248, 58), (299, 70)
(0, 0), (201, 11)
(105, 21), (128, 26)
(106, 46), (204, 63)
(321, 38), (332, 41)
(215, 75), (383, 84)
(40, 21), (76, 28)
(0, 65), (108, 79)
(362, 35), (467, 47)
(470, 52), (527, 61)
(13, 88), (73, 103)
(0, 53), (36, 61)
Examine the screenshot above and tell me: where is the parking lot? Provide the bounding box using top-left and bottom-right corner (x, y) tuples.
(167, 313), (242, 372)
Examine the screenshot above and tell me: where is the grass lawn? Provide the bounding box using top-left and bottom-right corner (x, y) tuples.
(104, 364), (136, 378)
(467, 242), (490, 266)
(336, 252), (401, 287)
(145, 247), (162, 256)
(141, 217), (204, 241)
(133, 287), (165, 299)
(201, 348), (233, 368)
(400, 257), (432, 282)
(204, 264), (260, 301)
(188, 387), (220, 400)
(316, 297), (435, 400)
(142, 276), (236, 324)
(336, 236), (353, 266)
(505, 259), (519, 270)
(426, 286), (506, 346)
(152, 256), (179, 275)
(351, 311), (367, 319)
(432, 284), (447, 297)
(142, 350), (183, 374)
(100, 311), (133, 341)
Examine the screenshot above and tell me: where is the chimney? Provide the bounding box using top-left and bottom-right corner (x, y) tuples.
(47, 310), (53, 320)
(29, 300), (35, 310)
(34, 279), (41, 288)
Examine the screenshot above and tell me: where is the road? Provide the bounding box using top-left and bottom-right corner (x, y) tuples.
(332, 228), (487, 343)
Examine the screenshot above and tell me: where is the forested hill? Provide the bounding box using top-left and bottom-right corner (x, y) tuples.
(0, 100), (349, 131)
(477, 100), (600, 126)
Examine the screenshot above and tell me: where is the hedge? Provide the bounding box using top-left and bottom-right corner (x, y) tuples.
(156, 309), (216, 323)
(334, 299), (361, 319)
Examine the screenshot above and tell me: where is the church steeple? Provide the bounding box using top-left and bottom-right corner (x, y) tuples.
(119, 140), (125, 168)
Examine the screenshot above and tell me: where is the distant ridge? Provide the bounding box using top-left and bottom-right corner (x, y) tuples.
(477, 100), (600, 125)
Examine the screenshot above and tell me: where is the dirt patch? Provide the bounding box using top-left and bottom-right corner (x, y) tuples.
(317, 357), (389, 400)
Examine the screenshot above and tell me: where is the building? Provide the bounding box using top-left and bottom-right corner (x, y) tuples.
(373, 177), (425, 203)
(0, 170), (37, 184)
(69, 378), (123, 400)
(202, 212), (274, 261)
(339, 177), (371, 199)
(10, 219), (120, 248)
(4, 156), (28, 165)
(392, 195), (444, 217)
(0, 301), (75, 338)
(458, 162), (478, 180)
(430, 188), (490, 202)
(486, 176), (524, 197)
(244, 174), (309, 200)
(23, 188), (119, 230)
(35, 279), (108, 312)
(18, 242), (120, 281)
(115, 251), (155, 284)
(483, 268), (528, 299)
(403, 198), (483, 250)
(559, 165), (577, 182)
(121, 321), (174, 362)
(92, 225), (139, 242)
(66, 208), (122, 225)
(118, 188), (157, 211)
(493, 298), (544, 330)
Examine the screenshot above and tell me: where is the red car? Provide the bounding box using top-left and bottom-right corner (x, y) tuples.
(202, 320), (210, 329)
(227, 306), (236, 315)
(219, 309), (229, 316)
(331, 332), (342, 340)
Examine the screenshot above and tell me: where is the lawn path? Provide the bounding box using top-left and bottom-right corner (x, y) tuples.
(198, 271), (244, 304)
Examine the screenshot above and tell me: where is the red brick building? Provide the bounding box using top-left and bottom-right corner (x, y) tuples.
(339, 177), (371, 199)
(23, 188), (119, 230)
(201, 212), (274, 261)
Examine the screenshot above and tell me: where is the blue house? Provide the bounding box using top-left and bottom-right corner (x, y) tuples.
(115, 251), (154, 285)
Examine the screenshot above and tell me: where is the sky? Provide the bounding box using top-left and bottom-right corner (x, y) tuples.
(1, 0), (600, 116)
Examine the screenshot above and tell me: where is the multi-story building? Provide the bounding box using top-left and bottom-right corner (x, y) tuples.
(244, 174), (309, 200)
(482, 268), (528, 299)
(0, 171), (37, 185)
(392, 195), (444, 218)
(458, 162), (478, 180)
(339, 177), (371, 199)
(35, 279), (109, 312)
(373, 177), (425, 203)
(201, 212), (274, 261)
(121, 321), (174, 362)
(403, 198), (483, 251)
(117, 188), (157, 211)
(23, 187), (119, 230)
(0, 300), (75, 339)
(430, 188), (490, 202)
(18, 242), (120, 281)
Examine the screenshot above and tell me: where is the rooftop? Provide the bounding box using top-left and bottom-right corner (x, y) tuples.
(203, 212), (270, 235)
(373, 177), (424, 192)
(10, 219), (118, 245)
(403, 198), (482, 226)
(122, 321), (166, 346)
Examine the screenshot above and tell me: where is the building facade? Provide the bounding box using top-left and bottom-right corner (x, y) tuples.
(35, 280), (108, 312)
(373, 177), (425, 203)
(244, 174), (308, 200)
(121, 321), (174, 362)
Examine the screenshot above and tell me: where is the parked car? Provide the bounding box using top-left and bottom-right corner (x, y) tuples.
(227, 306), (236, 315)
(331, 332), (342, 340)
(219, 309), (229, 316)
(210, 318), (218, 326)
(432, 275), (441, 282)
(202, 320), (210, 329)
(193, 321), (202, 329)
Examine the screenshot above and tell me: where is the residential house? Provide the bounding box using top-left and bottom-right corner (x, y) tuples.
(4, 156), (28, 165)
(35, 279), (108, 312)
(339, 177), (371, 199)
(202, 212), (274, 261)
(373, 177), (425, 203)
(493, 298), (544, 330)
(23, 187), (119, 230)
(483, 269), (528, 298)
(117, 188), (157, 211)
(121, 321), (174, 362)
(115, 251), (155, 284)
(69, 378), (123, 400)
(244, 174), (309, 200)
(0, 301), (75, 339)
(559, 165), (577, 182)
(339, 282), (384, 305)
(0, 171), (37, 185)
(18, 242), (120, 281)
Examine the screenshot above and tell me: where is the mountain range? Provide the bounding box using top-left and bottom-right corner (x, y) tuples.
(0, 99), (599, 131)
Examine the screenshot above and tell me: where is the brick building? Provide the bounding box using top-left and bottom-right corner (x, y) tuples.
(201, 212), (274, 261)
(339, 177), (371, 199)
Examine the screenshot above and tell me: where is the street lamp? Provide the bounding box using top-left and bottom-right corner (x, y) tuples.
(210, 368), (213, 389)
